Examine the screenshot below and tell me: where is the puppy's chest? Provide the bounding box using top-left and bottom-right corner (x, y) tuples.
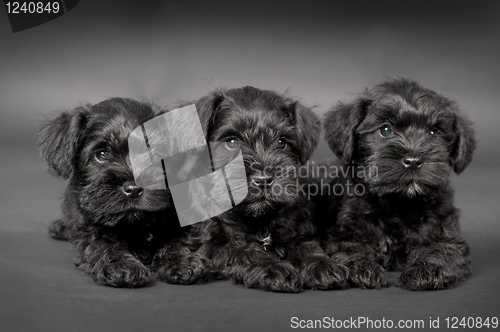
(378, 210), (427, 258)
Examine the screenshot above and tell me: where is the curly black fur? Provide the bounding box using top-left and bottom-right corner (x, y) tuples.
(151, 86), (349, 292)
(38, 98), (188, 288)
(319, 78), (476, 291)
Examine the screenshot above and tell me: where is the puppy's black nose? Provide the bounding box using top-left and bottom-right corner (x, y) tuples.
(251, 175), (274, 188)
(122, 183), (144, 197)
(402, 156), (423, 169)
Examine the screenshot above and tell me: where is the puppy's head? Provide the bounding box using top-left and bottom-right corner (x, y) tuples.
(324, 78), (477, 198)
(194, 86), (320, 221)
(38, 98), (172, 226)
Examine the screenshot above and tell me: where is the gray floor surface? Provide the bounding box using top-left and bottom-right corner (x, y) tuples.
(1, 145), (499, 332)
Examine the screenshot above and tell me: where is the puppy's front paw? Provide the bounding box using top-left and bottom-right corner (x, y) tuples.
(397, 263), (449, 291)
(48, 219), (69, 240)
(301, 257), (349, 290)
(349, 260), (387, 289)
(92, 258), (152, 288)
(241, 261), (303, 293)
(156, 253), (214, 285)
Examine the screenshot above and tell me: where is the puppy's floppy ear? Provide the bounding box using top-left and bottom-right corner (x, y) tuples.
(450, 105), (477, 174)
(38, 106), (89, 179)
(324, 96), (369, 162)
(194, 89), (225, 140)
(285, 101), (321, 164)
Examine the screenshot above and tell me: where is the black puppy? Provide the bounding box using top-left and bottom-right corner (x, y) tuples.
(152, 86), (349, 292)
(38, 98), (191, 288)
(320, 78), (476, 290)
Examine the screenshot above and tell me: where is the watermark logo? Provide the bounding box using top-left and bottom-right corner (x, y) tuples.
(3, 0), (79, 33)
(128, 105), (248, 227)
(247, 162), (377, 200)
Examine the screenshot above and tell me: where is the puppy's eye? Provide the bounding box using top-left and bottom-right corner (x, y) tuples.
(225, 138), (239, 150)
(429, 129), (438, 136)
(379, 124), (393, 137)
(95, 150), (110, 163)
(277, 139), (287, 150)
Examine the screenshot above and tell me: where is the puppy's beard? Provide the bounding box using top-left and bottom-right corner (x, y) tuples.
(79, 180), (171, 226)
(241, 175), (300, 218)
(363, 152), (452, 198)
(240, 198), (275, 218)
(95, 210), (151, 226)
(403, 182), (425, 198)
(189, 176), (293, 219)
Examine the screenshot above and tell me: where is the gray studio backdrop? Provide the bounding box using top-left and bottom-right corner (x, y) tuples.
(1, 0), (499, 168)
(1, 2), (500, 332)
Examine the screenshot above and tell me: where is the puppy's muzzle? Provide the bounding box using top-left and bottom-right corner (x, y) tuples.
(251, 175), (274, 188)
(121, 182), (144, 198)
(402, 156), (423, 170)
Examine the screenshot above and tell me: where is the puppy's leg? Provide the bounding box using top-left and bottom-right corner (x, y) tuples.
(48, 219), (69, 240)
(151, 241), (214, 285)
(219, 243), (303, 293)
(287, 240), (349, 290)
(326, 241), (388, 289)
(398, 239), (471, 290)
(73, 237), (152, 288)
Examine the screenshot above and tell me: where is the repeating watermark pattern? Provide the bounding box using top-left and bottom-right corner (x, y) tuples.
(128, 105), (248, 227)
